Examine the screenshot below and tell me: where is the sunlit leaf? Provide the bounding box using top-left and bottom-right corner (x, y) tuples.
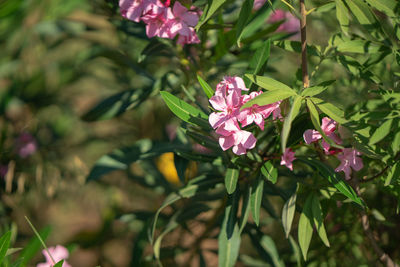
(369, 119), (393, 145)
(197, 75), (214, 99)
(225, 168), (239, 194)
(261, 161), (278, 184)
(281, 96), (303, 152)
(298, 195), (313, 261)
(311, 195), (330, 247)
(282, 185), (297, 238)
(0, 231), (11, 264)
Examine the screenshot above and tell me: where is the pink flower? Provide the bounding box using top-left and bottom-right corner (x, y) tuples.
(209, 91), (241, 129)
(238, 91), (281, 130)
(37, 245), (71, 267)
(253, 0), (266, 10)
(171, 2), (199, 36)
(216, 120), (256, 155)
(268, 9), (300, 39)
(215, 76), (248, 98)
(16, 133), (37, 158)
(141, 3), (178, 38)
(119, 0), (156, 22)
(177, 27), (200, 45)
(281, 148), (296, 170)
(303, 117), (342, 154)
(335, 148), (363, 180)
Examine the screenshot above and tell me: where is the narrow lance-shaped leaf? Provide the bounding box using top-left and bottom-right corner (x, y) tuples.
(298, 157), (364, 207)
(251, 175), (264, 226)
(344, 0), (377, 26)
(225, 168), (239, 194)
(306, 99), (344, 149)
(369, 119), (393, 145)
(0, 231), (11, 264)
(241, 89), (297, 110)
(160, 91), (208, 125)
(310, 97), (347, 124)
(281, 96), (303, 153)
(236, 0), (254, 47)
(335, 0), (349, 34)
(298, 195), (313, 261)
(245, 74), (296, 92)
(53, 260), (64, 267)
(365, 0), (397, 17)
(245, 40), (271, 87)
(196, 0), (227, 30)
(261, 161), (278, 184)
(301, 80), (335, 97)
(311, 194), (330, 247)
(282, 185), (298, 238)
(260, 236), (285, 267)
(239, 184), (252, 233)
(219, 196), (241, 267)
(197, 75), (214, 99)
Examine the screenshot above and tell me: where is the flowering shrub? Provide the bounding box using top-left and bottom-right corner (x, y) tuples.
(1, 0), (400, 266)
(83, 0), (400, 265)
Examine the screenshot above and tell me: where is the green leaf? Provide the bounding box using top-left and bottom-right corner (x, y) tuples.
(53, 260), (64, 267)
(197, 75), (214, 99)
(219, 200), (241, 267)
(299, 157), (364, 207)
(385, 162), (400, 186)
(196, 0), (227, 30)
(151, 177), (217, 243)
(311, 195), (330, 247)
(369, 119), (393, 145)
(281, 96), (303, 152)
(261, 161), (278, 184)
(82, 89), (152, 121)
(274, 40), (321, 56)
(337, 40), (389, 54)
(236, 0), (254, 47)
(344, 0), (377, 26)
(0, 231), (11, 264)
(365, 0), (397, 17)
(298, 195), (313, 261)
(335, 0), (350, 34)
(241, 89), (296, 110)
(282, 185), (298, 238)
(245, 40), (271, 87)
(306, 99), (344, 149)
(310, 97), (347, 124)
(260, 236), (285, 267)
(225, 168), (239, 194)
(245, 74), (296, 92)
(160, 91), (208, 125)
(18, 226), (51, 266)
(301, 80), (335, 97)
(226, 190), (239, 239)
(392, 127), (400, 154)
(239, 184), (252, 233)
(251, 175), (264, 226)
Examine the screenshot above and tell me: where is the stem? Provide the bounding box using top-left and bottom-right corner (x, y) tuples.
(350, 179), (398, 267)
(300, 0), (309, 89)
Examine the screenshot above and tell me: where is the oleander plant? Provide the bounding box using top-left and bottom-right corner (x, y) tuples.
(1, 0), (400, 266)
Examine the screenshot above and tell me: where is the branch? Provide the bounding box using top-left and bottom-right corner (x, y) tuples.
(351, 178), (399, 267)
(300, 0), (309, 89)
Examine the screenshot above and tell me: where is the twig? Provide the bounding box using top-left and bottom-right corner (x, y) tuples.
(360, 165), (389, 183)
(351, 178), (398, 267)
(300, 0), (309, 89)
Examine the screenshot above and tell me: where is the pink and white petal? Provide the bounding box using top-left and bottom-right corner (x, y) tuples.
(303, 129), (321, 144)
(240, 131), (257, 149)
(226, 91), (240, 108)
(233, 77), (248, 91)
(219, 135), (235, 151)
(209, 112), (226, 129)
(253, 114), (264, 130)
(209, 95), (226, 111)
(172, 1), (186, 16)
(146, 23), (159, 38)
(328, 132), (342, 145)
(182, 12), (199, 27)
(232, 144), (247, 155)
(321, 117), (337, 134)
(321, 139), (331, 154)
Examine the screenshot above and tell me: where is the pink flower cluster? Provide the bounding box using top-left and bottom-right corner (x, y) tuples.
(119, 0), (200, 45)
(268, 9), (300, 40)
(303, 117), (363, 179)
(37, 245), (71, 267)
(209, 76), (281, 155)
